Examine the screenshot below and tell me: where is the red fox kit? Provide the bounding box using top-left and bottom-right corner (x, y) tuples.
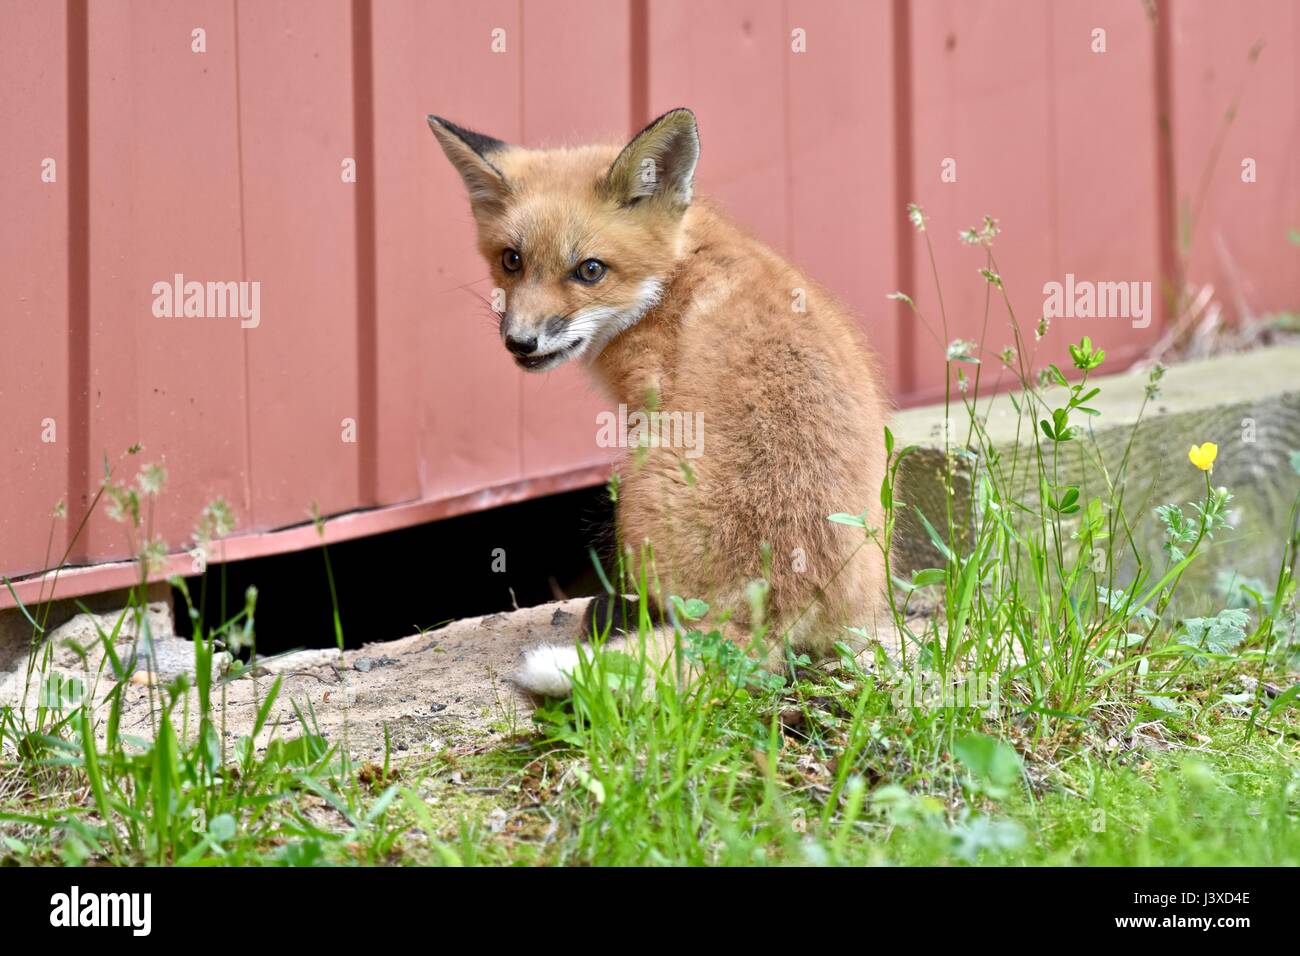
(428, 108), (888, 695)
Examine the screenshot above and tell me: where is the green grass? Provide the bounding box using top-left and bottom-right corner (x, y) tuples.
(8, 633), (1293, 866)
(400, 692), (1300, 866)
(2, 209), (1298, 866)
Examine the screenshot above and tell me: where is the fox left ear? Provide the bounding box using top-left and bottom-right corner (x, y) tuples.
(603, 108), (699, 209)
(427, 115), (510, 212)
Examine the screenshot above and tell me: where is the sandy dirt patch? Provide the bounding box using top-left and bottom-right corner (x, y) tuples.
(1, 599), (594, 759)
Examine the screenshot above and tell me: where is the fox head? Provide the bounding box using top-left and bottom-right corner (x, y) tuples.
(427, 108), (699, 371)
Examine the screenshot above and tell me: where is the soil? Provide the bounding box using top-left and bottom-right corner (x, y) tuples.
(0, 598), (594, 759)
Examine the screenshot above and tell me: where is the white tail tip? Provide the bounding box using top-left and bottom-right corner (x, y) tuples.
(515, 643), (581, 697)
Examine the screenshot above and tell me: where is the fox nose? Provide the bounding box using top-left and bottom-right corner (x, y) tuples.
(504, 334), (537, 357)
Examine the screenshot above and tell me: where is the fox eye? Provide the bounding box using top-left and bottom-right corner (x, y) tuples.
(575, 258), (607, 284)
(502, 248), (522, 273)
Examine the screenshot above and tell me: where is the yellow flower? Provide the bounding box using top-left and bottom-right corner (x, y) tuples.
(1188, 442), (1217, 472)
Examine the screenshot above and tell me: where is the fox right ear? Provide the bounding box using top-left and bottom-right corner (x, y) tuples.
(604, 108), (699, 210)
(427, 115), (509, 210)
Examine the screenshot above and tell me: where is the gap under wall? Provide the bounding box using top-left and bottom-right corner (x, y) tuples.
(173, 485), (612, 655)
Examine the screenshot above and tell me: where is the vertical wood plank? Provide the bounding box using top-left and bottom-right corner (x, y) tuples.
(371, 0), (524, 503)
(366, 0), (422, 508)
(79, 0), (249, 561)
(351, 0), (379, 506)
(1170, 0), (1300, 319)
(0, 0), (70, 575)
(906, 0), (1057, 402)
(1047, 1), (1163, 367)
(784, 0), (902, 395)
(235, 0), (358, 528)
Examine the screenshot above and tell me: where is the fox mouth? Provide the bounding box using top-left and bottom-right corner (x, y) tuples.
(515, 338), (584, 371)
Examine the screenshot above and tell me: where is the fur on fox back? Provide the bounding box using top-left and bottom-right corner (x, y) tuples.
(428, 109), (889, 696)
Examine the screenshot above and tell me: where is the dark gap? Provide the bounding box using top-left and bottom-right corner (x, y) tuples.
(350, 0), (379, 503)
(890, 0), (916, 398)
(66, 0), (90, 550)
(1152, 0), (1179, 332)
(628, 0), (649, 133)
(173, 486), (613, 656)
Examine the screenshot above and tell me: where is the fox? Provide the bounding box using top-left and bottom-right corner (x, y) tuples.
(427, 108), (889, 696)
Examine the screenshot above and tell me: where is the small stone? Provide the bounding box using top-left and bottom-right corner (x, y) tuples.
(430, 702), (447, 714)
(550, 608), (576, 627)
(354, 657), (373, 673)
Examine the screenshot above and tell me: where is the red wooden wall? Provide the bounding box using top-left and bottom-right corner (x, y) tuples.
(1, 0), (1297, 606)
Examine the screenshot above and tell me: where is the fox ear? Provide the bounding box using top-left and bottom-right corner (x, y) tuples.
(604, 108), (699, 209)
(427, 115), (509, 210)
